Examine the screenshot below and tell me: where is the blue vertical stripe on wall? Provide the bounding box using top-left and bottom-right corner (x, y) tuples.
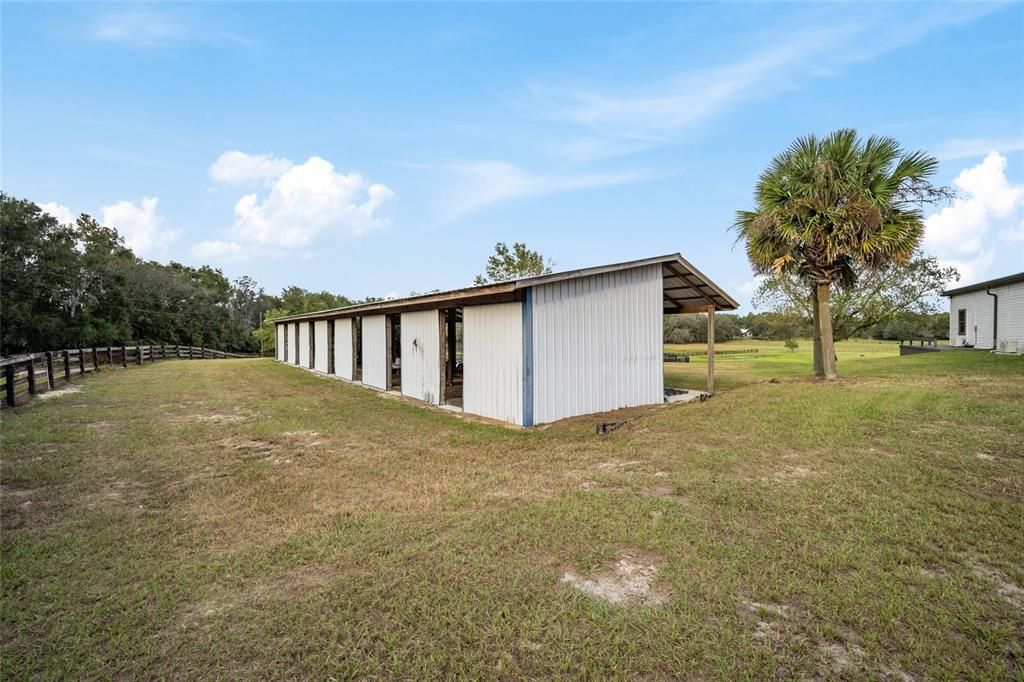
(522, 287), (534, 427)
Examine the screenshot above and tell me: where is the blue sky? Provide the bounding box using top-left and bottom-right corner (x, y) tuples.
(3, 2), (1023, 306)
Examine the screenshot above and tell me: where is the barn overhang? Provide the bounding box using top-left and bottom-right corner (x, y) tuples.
(272, 253), (738, 326)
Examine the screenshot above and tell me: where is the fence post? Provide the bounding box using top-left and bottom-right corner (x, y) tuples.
(5, 365), (14, 407)
(137, 346), (143, 365)
(161, 344), (167, 360)
(92, 348), (99, 371)
(45, 352), (55, 390)
(189, 346), (195, 360)
(108, 347), (114, 366)
(26, 358), (37, 396)
(201, 346), (206, 360)
(63, 350), (71, 381)
(120, 346), (128, 368)
(78, 349), (86, 374)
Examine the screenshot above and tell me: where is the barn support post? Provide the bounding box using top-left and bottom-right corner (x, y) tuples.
(327, 320), (335, 374)
(438, 311), (447, 404)
(45, 352), (55, 390)
(706, 305), (715, 394)
(308, 321), (315, 369)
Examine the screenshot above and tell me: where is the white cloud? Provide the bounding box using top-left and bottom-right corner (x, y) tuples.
(523, 4), (998, 141)
(100, 197), (179, 257)
(37, 201), (75, 226)
(209, 151), (293, 186)
(86, 9), (250, 48)
(440, 160), (646, 221)
(924, 152), (1024, 282)
(935, 136), (1024, 161)
(191, 240), (245, 261)
(229, 156), (394, 247)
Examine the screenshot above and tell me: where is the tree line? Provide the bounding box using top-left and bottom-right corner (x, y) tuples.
(0, 194), (363, 355)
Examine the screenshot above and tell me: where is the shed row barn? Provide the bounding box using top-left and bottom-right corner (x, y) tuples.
(274, 254), (738, 426)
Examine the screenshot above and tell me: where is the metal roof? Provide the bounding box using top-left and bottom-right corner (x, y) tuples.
(273, 253), (739, 323)
(942, 271), (1024, 297)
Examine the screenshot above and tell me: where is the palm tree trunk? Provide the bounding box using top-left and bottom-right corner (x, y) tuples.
(810, 288), (824, 377)
(816, 282), (837, 380)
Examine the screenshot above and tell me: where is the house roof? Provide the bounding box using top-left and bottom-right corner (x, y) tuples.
(942, 271), (1024, 297)
(274, 253), (739, 324)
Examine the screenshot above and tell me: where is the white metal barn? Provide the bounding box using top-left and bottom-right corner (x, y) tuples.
(274, 254), (738, 426)
(943, 272), (1024, 352)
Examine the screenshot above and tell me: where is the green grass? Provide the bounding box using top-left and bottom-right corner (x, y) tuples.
(2, 350), (1022, 679)
(666, 337), (915, 391)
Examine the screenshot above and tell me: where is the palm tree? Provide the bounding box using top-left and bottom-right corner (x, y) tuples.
(733, 129), (938, 379)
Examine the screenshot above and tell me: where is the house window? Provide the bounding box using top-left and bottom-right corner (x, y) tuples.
(957, 309), (967, 336)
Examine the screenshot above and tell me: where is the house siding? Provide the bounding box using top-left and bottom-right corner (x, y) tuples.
(949, 281), (1024, 350)
(276, 324), (285, 361)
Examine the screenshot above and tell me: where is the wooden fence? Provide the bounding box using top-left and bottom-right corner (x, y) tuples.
(0, 345), (250, 408)
(663, 348), (759, 363)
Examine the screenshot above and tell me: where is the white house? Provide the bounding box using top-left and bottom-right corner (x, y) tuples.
(943, 272), (1024, 352)
(274, 254), (738, 426)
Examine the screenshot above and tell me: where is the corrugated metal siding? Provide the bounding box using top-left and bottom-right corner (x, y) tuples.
(950, 282), (1024, 349)
(999, 282), (1024, 349)
(464, 302), (523, 425)
(276, 324), (285, 361)
(400, 310), (441, 404)
(288, 323), (299, 365)
(362, 315), (388, 389)
(531, 264), (663, 424)
(314, 320), (329, 373)
(334, 318), (354, 379)
(298, 322), (311, 368)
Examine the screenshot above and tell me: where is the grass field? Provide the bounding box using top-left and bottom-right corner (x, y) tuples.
(2, 343), (1022, 679)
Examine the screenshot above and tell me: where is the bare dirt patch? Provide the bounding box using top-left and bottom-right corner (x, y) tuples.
(738, 600), (793, 644)
(819, 641), (868, 675)
(36, 386), (81, 400)
(764, 465), (817, 483)
(968, 559), (1024, 613)
(561, 549), (670, 606)
(190, 413), (249, 424)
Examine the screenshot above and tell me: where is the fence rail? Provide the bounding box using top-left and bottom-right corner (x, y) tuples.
(664, 348), (759, 363)
(0, 345), (250, 408)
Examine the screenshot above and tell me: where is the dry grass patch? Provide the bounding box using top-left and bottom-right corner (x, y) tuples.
(2, 353), (1022, 679)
